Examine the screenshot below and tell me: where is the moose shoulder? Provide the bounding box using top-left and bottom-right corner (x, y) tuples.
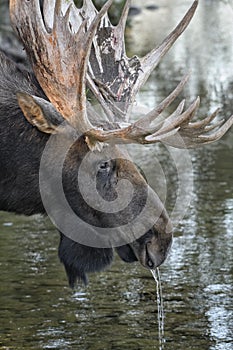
(0, 0), (232, 287)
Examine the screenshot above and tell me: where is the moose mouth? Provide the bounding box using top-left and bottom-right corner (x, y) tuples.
(116, 228), (173, 270)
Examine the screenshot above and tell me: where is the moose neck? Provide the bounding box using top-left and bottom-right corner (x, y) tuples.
(0, 105), (48, 215)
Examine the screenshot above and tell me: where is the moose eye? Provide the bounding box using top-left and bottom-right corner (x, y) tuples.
(98, 160), (111, 172)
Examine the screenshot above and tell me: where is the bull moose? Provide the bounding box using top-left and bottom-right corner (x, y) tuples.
(0, 0), (232, 287)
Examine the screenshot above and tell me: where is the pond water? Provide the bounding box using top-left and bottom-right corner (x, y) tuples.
(0, 0), (233, 349)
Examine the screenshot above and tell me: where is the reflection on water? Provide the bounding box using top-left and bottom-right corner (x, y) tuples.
(0, 1), (233, 349)
(129, 0), (233, 117)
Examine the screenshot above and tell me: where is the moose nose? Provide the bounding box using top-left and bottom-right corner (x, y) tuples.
(146, 243), (155, 269)
(147, 258), (155, 269)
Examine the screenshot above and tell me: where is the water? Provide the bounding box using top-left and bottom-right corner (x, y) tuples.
(151, 269), (165, 349)
(0, 0), (233, 349)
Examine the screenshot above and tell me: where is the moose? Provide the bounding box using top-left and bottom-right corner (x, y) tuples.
(0, 0), (232, 287)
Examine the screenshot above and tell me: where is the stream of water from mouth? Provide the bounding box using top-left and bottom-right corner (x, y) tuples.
(151, 268), (165, 349)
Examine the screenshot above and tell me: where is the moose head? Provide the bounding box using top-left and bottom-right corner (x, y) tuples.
(4, 0), (232, 286)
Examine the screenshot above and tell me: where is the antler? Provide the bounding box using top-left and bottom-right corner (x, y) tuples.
(86, 0), (199, 122)
(10, 0), (233, 148)
(85, 78), (233, 148)
(10, 0), (114, 133)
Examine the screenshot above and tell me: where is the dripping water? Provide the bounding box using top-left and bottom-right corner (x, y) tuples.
(151, 267), (165, 349)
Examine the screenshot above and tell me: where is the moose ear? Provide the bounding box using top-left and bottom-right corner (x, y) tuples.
(16, 92), (66, 134)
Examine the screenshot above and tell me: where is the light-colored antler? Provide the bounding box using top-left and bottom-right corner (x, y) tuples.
(10, 0), (233, 148)
(85, 77), (233, 148)
(84, 0), (233, 148)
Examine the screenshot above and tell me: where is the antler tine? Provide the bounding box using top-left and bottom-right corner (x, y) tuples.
(53, 0), (72, 32)
(115, 0), (131, 56)
(199, 120), (225, 133)
(188, 108), (220, 129)
(145, 98), (200, 141)
(197, 115), (233, 143)
(135, 99), (186, 138)
(118, 0), (131, 28)
(130, 0), (198, 100)
(54, 0), (62, 25)
(134, 74), (190, 130)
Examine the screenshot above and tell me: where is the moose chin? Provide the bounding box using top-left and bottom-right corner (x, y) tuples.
(0, 0), (232, 287)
